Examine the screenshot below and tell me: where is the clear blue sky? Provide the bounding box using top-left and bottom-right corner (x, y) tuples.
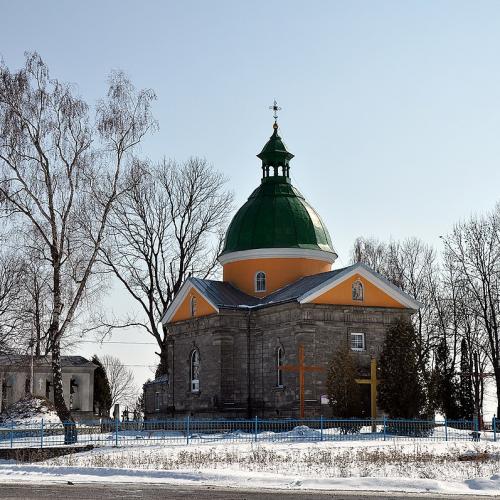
(2, 1), (500, 401)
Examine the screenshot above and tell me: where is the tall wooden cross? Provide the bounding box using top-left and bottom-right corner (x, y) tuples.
(278, 344), (325, 418)
(356, 357), (379, 432)
(279, 347), (380, 425)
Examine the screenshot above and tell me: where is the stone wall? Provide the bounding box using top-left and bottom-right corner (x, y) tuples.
(145, 303), (413, 419)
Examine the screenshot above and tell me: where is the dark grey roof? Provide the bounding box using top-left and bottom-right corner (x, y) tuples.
(144, 374), (168, 386)
(164, 263), (421, 323)
(191, 277), (260, 308)
(0, 354), (96, 369)
(260, 267), (351, 306)
(60, 356), (96, 367)
(188, 265), (357, 310)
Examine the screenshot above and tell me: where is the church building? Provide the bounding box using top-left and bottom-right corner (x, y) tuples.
(144, 110), (421, 420)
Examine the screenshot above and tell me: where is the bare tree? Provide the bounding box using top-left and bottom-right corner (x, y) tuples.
(0, 246), (22, 353)
(101, 354), (137, 409)
(99, 158), (233, 375)
(352, 236), (440, 372)
(442, 211), (500, 417)
(351, 236), (388, 274)
(0, 53), (156, 432)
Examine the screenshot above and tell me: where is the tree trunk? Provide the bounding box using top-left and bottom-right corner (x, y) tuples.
(154, 326), (169, 378)
(51, 339), (77, 443)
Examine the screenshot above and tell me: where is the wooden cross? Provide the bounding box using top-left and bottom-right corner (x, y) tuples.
(356, 357), (379, 431)
(279, 344), (325, 418)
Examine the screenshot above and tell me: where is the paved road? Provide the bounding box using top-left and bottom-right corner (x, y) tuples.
(0, 483), (497, 500)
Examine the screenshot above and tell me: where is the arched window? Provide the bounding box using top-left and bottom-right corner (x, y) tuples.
(352, 279), (364, 301)
(190, 349), (200, 392)
(190, 296), (197, 317)
(277, 347), (284, 387)
(255, 271), (266, 292)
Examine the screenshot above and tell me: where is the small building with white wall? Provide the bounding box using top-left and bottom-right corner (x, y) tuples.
(0, 355), (96, 421)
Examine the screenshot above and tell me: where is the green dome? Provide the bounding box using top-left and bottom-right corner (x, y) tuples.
(221, 176), (336, 255)
(221, 122), (336, 257)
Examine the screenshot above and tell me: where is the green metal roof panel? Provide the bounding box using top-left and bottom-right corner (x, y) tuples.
(221, 124), (335, 256)
(221, 176), (335, 255)
(257, 127), (294, 166)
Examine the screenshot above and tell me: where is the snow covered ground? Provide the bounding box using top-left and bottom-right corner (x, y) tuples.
(0, 396), (60, 427)
(0, 439), (500, 496)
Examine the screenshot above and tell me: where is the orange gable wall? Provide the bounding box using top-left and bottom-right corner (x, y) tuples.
(310, 273), (405, 308)
(223, 257), (332, 297)
(170, 287), (218, 323)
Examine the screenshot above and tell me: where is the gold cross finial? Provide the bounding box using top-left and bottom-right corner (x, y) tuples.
(269, 99), (281, 122)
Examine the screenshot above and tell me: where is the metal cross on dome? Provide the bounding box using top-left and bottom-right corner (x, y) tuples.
(269, 99), (281, 121)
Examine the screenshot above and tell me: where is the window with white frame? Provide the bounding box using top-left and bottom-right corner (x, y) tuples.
(190, 349), (200, 392)
(350, 332), (365, 351)
(190, 296), (197, 317)
(154, 392), (160, 411)
(255, 271), (266, 292)
(277, 347), (284, 387)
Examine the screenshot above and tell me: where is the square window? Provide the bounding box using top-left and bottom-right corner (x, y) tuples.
(351, 332), (365, 351)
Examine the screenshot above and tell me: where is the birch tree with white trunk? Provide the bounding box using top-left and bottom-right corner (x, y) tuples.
(0, 53), (156, 436)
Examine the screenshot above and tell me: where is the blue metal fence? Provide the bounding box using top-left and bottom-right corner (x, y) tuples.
(0, 416), (496, 449)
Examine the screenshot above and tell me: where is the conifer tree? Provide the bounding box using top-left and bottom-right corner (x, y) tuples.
(379, 317), (425, 418)
(92, 355), (112, 417)
(430, 337), (460, 418)
(459, 338), (474, 420)
(326, 342), (362, 417)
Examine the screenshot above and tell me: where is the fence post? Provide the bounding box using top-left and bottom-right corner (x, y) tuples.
(115, 416), (119, 447)
(444, 417), (448, 442)
(186, 415), (190, 445)
(473, 415), (480, 442)
(493, 416), (497, 443)
(40, 419), (44, 449)
(383, 415), (387, 441)
(9, 421), (13, 449)
(254, 415), (258, 443)
(320, 415), (323, 442)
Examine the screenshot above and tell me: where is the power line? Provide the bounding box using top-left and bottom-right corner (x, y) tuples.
(77, 340), (156, 345)
(121, 364), (156, 367)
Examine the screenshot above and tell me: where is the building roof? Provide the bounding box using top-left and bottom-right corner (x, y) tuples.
(0, 354), (96, 369)
(221, 177), (336, 256)
(256, 124), (294, 167)
(144, 374), (169, 386)
(260, 268), (347, 305)
(162, 263), (423, 324)
(191, 278), (261, 308)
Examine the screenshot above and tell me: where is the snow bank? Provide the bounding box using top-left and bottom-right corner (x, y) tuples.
(1, 432), (500, 495)
(0, 463), (499, 496)
(0, 396), (61, 427)
(0, 439), (488, 495)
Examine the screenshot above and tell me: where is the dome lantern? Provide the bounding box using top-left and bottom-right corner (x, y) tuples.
(257, 122), (294, 180)
(257, 100), (294, 180)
